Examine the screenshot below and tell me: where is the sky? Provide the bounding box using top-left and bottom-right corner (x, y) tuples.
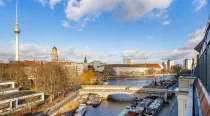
(0, 0), (209, 64)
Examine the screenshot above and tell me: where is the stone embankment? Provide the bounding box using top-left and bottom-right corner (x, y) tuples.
(108, 74), (175, 79)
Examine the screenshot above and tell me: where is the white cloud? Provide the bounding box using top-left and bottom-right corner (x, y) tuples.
(65, 17), (96, 31)
(64, 0), (173, 30)
(0, 43), (97, 62)
(121, 50), (154, 60)
(65, 0), (173, 21)
(65, 0), (120, 21)
(192, 0), (207, 11)
(49, 0), (62, 9)
(61, 20), (70, 28)
(0, 0), (5, 6)
(161, 49), (192, 61)
(162, 27), (204, 61)
(36, 0), (173, 30)
(0, 27), (204, 64)
(37, 0), (62, 9)
(162, 20), (171, 25)
(106, 27), (204, 64)
(149, 9), (168, 19)
(179, 28), (204, 50)
(116, 0), (173, 20)
(37, 0), (48, 6)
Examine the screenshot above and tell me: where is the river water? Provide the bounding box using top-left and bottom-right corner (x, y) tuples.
(84, 76), (174, 116)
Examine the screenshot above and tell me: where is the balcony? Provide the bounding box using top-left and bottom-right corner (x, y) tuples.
(184, 78), (210, 116)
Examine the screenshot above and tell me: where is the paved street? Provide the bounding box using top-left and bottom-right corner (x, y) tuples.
(158, 96), (178, 116)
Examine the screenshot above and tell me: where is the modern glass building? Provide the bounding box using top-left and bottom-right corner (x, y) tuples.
(176, 15), (210, 116)
(194, 15), (210, 92)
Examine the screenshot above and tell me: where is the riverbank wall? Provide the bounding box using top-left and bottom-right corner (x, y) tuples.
(108, 74), (175, 80)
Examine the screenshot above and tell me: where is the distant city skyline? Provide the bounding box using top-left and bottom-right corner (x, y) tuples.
(0, 0), (209, 64)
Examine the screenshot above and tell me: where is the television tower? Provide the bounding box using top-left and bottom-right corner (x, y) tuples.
(14, 1), (20, 61)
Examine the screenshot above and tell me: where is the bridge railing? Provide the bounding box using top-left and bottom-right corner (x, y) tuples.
(79, 88), (168, 93)
(81, 85), (127, 89)
(79, 89), (137, 92)
(80, 85), (144, 90)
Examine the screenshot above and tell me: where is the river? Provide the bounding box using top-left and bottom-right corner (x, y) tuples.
(84, 76), (174, 116)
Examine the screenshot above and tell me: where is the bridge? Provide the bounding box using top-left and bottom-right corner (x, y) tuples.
(79, 85), (169, 101)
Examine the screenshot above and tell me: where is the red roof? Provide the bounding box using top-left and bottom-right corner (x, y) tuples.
(53, 61), (72, 65)
(108, 64), (147, 67)
(23, 61), (38, 66)
(108, 64), (160, 68)
(145, 64), (161, 68)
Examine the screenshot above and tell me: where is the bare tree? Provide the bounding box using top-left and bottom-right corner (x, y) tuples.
(2, 61), (81, 102)
(35, 63), (81, 102)
(2, 62), (29, 89)
(147, 68), (156, 75)
(172, 65), (183, 76)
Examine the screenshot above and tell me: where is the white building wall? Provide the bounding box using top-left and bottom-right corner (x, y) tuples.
(0, 89), (19, 94)
(0, 92), (44, 113)
(177, 95), (188, 116)
(176, 77), (195, 116)
(123, 58), (132, 64)
(113, 67), (148, 76)
(183, 59), (192, 70)
(76, 63), (84, 76)
(0, 82), (15, 88)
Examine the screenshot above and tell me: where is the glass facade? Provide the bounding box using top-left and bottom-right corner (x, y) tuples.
(0, 84), (12, 89)
(18, 95), (42, 105)
(197, 21), (210, 92)
(207, 28), (210, 43)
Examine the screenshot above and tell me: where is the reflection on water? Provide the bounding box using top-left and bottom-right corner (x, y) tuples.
(108, 79), (153, 86)
(108, 76), (175, 86)
(108, 94), (135, 102)
(84, 100), (132, 116)
(84, 76), (174, 116)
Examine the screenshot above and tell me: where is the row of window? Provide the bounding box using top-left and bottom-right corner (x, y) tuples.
(0, 84), (13, 89)
(0, 95), (42, 110)
(197, 24), (210, 92)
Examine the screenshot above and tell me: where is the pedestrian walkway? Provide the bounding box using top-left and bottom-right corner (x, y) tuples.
(46, 91), (78, 116)
(169, 100), (178, 116)
(158, 96), (178, 116)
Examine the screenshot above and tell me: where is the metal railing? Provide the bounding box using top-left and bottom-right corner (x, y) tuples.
(80, 85), (143, 90)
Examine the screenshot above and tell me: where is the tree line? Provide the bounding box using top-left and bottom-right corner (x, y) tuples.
(0, 62), (82, 102)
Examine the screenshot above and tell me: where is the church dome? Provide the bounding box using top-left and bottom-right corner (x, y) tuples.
(52, 46), (57, 50)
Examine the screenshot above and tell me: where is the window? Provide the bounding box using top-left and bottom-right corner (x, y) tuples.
(18, 99), (25, 105)
(207, 29), (210, 44)
(0, 84), (12, 89)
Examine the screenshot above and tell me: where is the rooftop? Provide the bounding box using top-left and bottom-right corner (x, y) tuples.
(0, 88), (18, 92)
(108, 64), (161, 68)
(0, 81), (15, 84)
(0, 91), (42, 101)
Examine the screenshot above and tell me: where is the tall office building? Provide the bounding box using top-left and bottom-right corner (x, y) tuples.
(123, 58), (132, 64)
(183, 59), (192, 70)
(192, 52), (199, 69)
(162, 62), (167, 69)
(167, 60), (174, 70)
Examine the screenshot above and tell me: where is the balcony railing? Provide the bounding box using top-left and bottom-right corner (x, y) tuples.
(185, 78), (210, 116)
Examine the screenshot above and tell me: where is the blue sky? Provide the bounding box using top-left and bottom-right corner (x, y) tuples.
(0, 0), (209, 64)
